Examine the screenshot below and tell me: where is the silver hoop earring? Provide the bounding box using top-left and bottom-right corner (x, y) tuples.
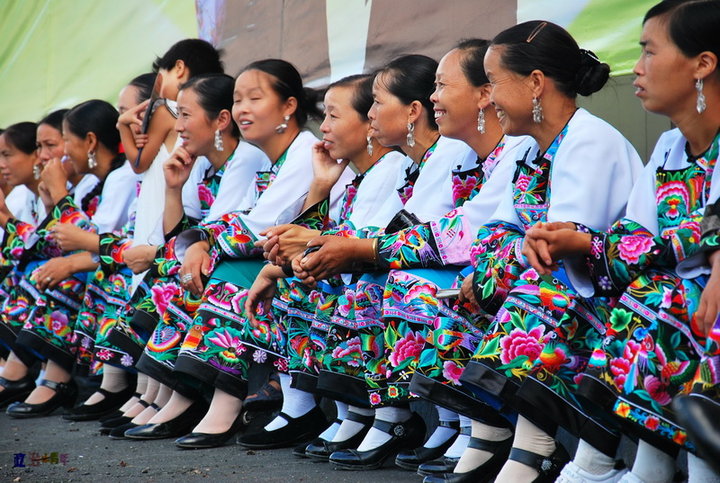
(275, 115), (290, 134)
(696, 78), (707, 114)
(406, 122), (415, 147)
(214, 129), (224, 151)
(477, 109), (486, 134)
(33, 164), (42, 180)
(532, 97), (543, 124)
(366, 135), (373, 156)
(88, 151), (97, 169)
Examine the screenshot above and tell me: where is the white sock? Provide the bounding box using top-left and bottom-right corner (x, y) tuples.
(318, 401), (348, 441)
(629, 440), (675, 483)
(120, 374), (147, 413)
(455, 419), (513, 473)
(572, 439), (616, 475)
(84, 365), (128, 405)
(35, 368), (46, 386)
(687, 452), (719, 483)
(264, 374), (316, 431)
(356, 406), (411, 452)
(147, 390), (191, 424)
(332, 405), (374, 443)
(445, 416), (471, 459)
(495, 416), (554, 481)
(423, 406), (460, 448)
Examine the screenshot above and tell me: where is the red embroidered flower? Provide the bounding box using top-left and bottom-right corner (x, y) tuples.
(442, 361), (463, 384)
(150, 283), (180, 316)
(389, 331), (425, 367)
(617, 236), (654, 265)
(499, 326), (545, 365)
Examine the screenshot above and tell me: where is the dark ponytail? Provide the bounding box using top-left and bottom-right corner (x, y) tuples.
(241, 59), (322, 127)
(179, 73), (240, 138)
(3, 122), (38, 154)
(492, 21), (610, 97)
(376, 54), (439, 129)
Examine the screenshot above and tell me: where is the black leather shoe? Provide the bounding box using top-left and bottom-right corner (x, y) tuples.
(243, 372), (282, 412)
(64, 385), (137, 421)
(674, 394), (720, 473)
(109, 422), (138, 439)
(506, 443), (570, 483)
(124, 401), (208, 440)
(99, 416), (133, 435)
(329, 412), (427, 470)
(396, 419), (460, 471)
(417, 457), (460, 477)
(422, 434), (513, 483)
(175, 411), (247, 449)
(6, 379), (78, 418)
(0, 375), (36, 409)
(238, 406), (327, 449)
(305, 412), (375, 461)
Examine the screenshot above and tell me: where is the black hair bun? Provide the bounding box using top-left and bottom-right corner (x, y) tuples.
(575, 49), (610, 96)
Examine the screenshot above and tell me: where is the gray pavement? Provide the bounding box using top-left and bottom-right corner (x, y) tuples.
(0, 410), (424, 483)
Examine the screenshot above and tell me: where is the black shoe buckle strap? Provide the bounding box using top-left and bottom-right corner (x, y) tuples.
(459, 426), (472, 436)
(467, 435), (512, 452)
(39, 379), (66, 391)
(508, 447), (556, 473)
(372, 418), (408, 437)
(438, 419), (460, 430)
(149, 403), (162, 411)
(345, 411), (374, 425)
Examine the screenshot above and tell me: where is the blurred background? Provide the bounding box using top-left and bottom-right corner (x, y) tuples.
(0, 0), (669, 159)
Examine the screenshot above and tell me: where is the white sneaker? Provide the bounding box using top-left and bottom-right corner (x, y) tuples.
(556, 461), (629, 483)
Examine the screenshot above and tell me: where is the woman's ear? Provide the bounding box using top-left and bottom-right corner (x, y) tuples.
(407, 100), (424, 124)
(527, 69), (546, 98)
(282, 96), (298, 119)
(85, 132), (98, 153)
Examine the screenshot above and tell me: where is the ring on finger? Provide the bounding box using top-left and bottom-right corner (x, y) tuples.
(181, 273), (193, 284)
(45, 276), (53, 282)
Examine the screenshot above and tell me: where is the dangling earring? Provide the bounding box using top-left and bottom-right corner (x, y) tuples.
(214, 129), (224, 151)
(477, 108), (486, 134)
(696, 78), (707, 114)
(275, 115), (290, 134)
(406, 122), (415, 147)
(88, 151), (97, 169)
(366, 135), (374, 156)
(33, 164), (42, 180)
(532, 97), (543, 124)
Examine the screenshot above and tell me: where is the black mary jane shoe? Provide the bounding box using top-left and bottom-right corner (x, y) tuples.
(108, 422), (138, 439)
(417, 457), (460, 477)
(99, 398), (150, 434)
(421, 434), (513, 483)
(329, 412), (427, 471)
(304, 412), (375, 461)
(123, 401), (208, 440)
(174, 411), (247, 449)
(396, 419), (460, 471)
(0, 375), (36, 409)
(6, 379), (78, 419)
(674, 394), (720, 473)
(506, 444), (570, 483)
(63, 385), (137, 421)
(243, 372), (282, 412)
(238, 406), (327, 449)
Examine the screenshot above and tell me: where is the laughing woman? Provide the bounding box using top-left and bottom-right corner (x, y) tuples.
(1, 101), (139, 418)
(519, 2), (720, 482)
(449, 21), (643, 482)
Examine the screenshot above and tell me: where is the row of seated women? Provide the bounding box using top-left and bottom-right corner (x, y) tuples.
(1, 1), (720, 481)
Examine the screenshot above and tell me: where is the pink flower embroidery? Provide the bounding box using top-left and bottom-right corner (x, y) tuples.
(442, 361), (463, 384)
(610, 357), (631, 388)
(515, 173), (532, 193)
(96, 349), (112, 361)
(644, 375), (672, 405)
(499, 326), (545, 365)
(369, 392), (382, 405)
(388, 331), (425, 367)
(150, 283), (180, 316)
(617, 236), (654, 265)
(331, 337), (362, 367)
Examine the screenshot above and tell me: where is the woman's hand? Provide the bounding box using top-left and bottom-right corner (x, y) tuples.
(179, 241), (211, 297)
(258, 224), (319, 266)
(50, 223), (96, 252)
(122, 244), (157, 274)
(164, 146), (196, 190)
(244, 264), (283, 327)
(523, 223), (589, 275)
(311, 141), (351, 188)
(293, 236), (367, 285)
(40, 158), (69, 204)
(31, 257), (74, 291)
(117, 99), (149, 131)
(696, 251), (720, 336)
